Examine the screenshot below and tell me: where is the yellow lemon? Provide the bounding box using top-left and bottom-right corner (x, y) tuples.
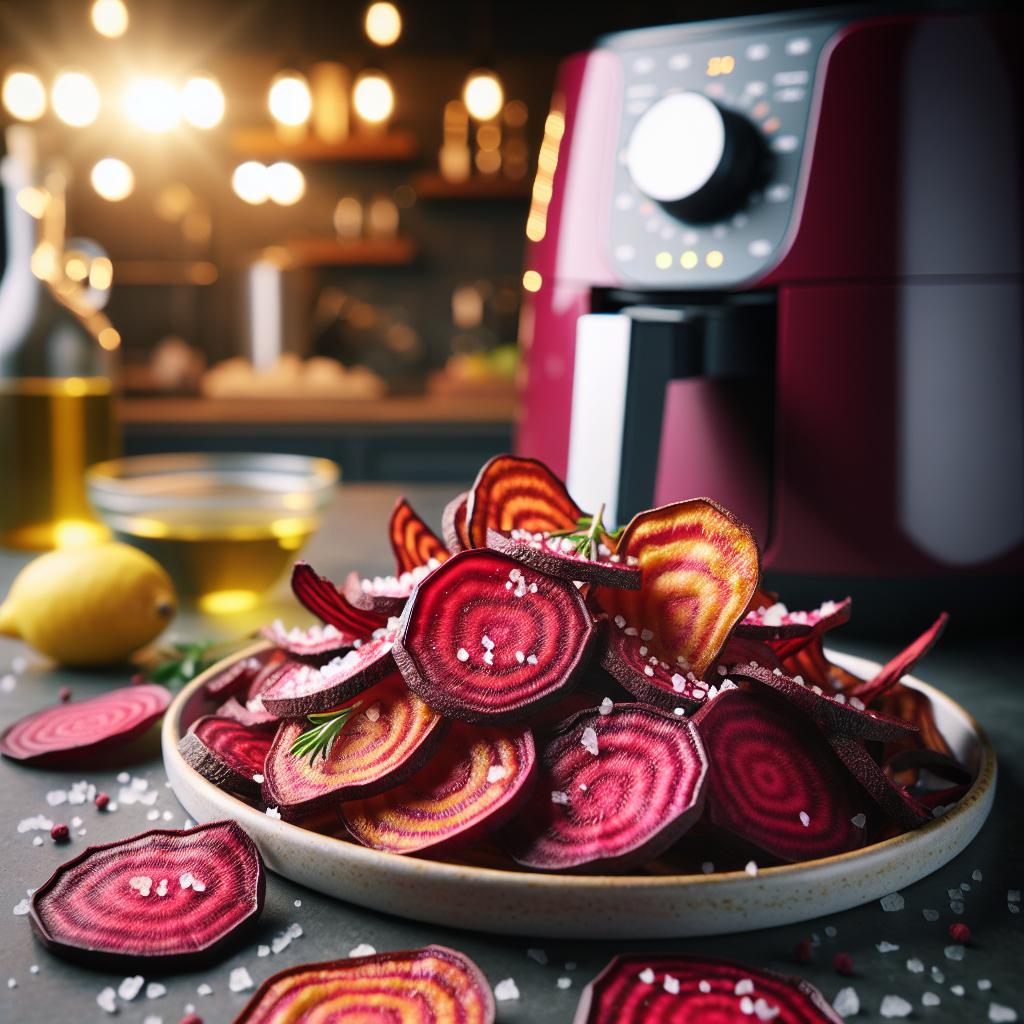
(0, 542), (176, 666)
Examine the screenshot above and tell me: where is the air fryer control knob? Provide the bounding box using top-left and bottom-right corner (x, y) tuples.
(625, 92), (768, 222)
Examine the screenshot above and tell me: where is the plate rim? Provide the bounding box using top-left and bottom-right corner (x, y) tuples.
(162, 642), (997, 890)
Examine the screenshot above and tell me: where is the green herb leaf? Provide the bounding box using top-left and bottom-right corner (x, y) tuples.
(290, 701), (363, 764)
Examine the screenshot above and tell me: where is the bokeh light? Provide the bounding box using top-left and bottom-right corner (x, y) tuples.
(353, 71), (394, 124)
(124, 76), (179, 132)
(90, 158), (134, 201)
(232, 161), (269, 204)
(180, 75), (225, 129)
(90, 0), (129, 38)
(52, 71), (100, 127)
(268, 72), (312, 127)
(364, 3), (402, 46)
(2, 69), (46, 121)
(463, 70), (503, 121)
(266, 161), (305, 206)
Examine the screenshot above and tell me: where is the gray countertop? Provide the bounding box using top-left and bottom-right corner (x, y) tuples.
(0, 484), (1020, 1024)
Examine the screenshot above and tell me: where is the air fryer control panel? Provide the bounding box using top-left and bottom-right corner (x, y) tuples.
(603, 17), (843, 287)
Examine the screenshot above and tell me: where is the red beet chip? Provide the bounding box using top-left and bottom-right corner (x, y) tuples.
(94, 792), (110, 811)
(599, 615), (709, 712)
(442, 490), (472, 552)
(262, 673), (447, 819)
(290, 561), (387, 637)
(737, 597), (852, 643)
(215, 696), (279, 729)
(828, 735), (932, 829)
(486, 528), (641, 589)
(178, 716), (274, 801)
(50, 823), (70, 843)
(0, 683), (170, 768)
(260, 632), (397, 718)
(343, 722), (535, 854)
(794, 939), (814, 964)
(780, 635), (864, 695)
(505, 704), (706, 872)
(393, 549), (596, 724)
(58, 687), (71, 703)
(572, 954), (842, 1023)
(729, 663), (915, 742)
(851, 613), (949, 707)
(949, 923), (971, 943)
(594, 499), (761, 680)
(234, 946), (494, 1024)
(465, 453), (582, 550)
(260, 619), (359, 659)
(343, 570), (411, 617)
(692, 689), (867, 862)
(833, 952), (854, 976)
(201, 655), (264, 701)
(30, 821), (264, 970)
(389, 496), (450, 574)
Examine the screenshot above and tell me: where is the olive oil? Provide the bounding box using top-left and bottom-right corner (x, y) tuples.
(110, 508), (317, 614)
(0, 378), (117, 549)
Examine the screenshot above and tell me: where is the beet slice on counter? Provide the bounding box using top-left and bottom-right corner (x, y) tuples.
(692, 689), (867, 862)
(729, 663), (915, 742)
(29, 820), (264, 970)
(829, 735), (933, 829)
(389, 496), (450, 573)
(260, 620), (357, 658)
(573, 954), (842, 1024)
(594, 499), (761, 681)
(234, 946), (494, 1024)
(442, 490), (472, 552)
(343, 723), (536, 854)
(465, 453), (582, 548)
(262, 674), (447, 819)
(851, 613), (949, 706)
(260, 632), (397, 718)
(505, 704), (707, 872)
(1, 684), (170, 767)
(599, 616), (709, 712)
(290, 561), (387, 637)
(178, 716), (273, 800)
(486, 528), (641, 589)
(392, 549), (596, 723)
(736, 597), (851, 642)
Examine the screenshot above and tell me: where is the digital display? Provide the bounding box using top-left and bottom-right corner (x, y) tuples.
(706, 55), (735, 77)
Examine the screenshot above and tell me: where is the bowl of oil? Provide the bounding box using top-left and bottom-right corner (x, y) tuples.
(86, 452), (338, 613)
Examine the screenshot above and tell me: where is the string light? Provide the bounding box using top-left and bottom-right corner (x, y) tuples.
(90, 0), (129, 38)
(124, 76), (179, 132)
(180, 75), (225, 129)
(232, 162), (269, 204)
(463, 69), (503, 121)
(364, 3), (402, 46)
(52, 71), (100, 127)
(266, 161), (305, 206)
(90, 158), (134, 201)
(353, 71), (394, 124)
(2, 69), (46, 121)
(268, 72), (312, 127)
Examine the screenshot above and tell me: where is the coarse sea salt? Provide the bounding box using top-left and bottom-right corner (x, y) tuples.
(146, 982), (166, 999)
(799, 811), (810, 828)
(494, 978), (520, 1001)
(951, 985), (965, 996)
(349, 943), (376, 957)
(745, 860), (759, 877)
(664, 975), (680, 995)
(876, 941), (900, 953)
(12, 897), (30, 916)
(880, 892), (905, 912)
(97, 986), (117, 1013)
(197, 982), (213, 996)
(599, 697), (613, 715)
(735, 979), (754, 996)
(486, 765), (508, 784)
(850, 813), (867, 829)
(923, 908), (940, 922)
(880, 994), (913, 1018)
(551, 790), (569, 805)
(832, 987), (860, 1018)
(922, 992), (941, 1007)
(989, 1004), (1018, 1022)
(229, 967), (254, 993)
(526, 948), (547, 964)
(944, 944), (965, 961)
(906, 958), (924, 974)
(638, 968), (655, 984)
(557, 977), (572, 989)
(118, 975), (145, 1001)
(580, 727), (599, 756)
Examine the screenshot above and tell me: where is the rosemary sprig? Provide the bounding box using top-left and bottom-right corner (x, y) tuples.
(547, 503), (623, 560)
(290, 702), (363, 764)
(135, 639), (244, 690)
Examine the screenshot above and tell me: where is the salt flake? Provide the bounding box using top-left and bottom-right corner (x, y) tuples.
(494, 978), (520, 1001)
(580, 727), (599, 756)
(880, 994), (913, 1018)
(349, 943), (376, 957)
(229, 967), (253, 993)
(880, 892), (905, 912)
(833, 987), (860, 1018)
(97, 987), (117, 1014)
(989, 1005), (1018, 1023)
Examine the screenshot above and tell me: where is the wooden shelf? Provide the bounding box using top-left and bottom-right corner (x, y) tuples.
(412, 171), (531, 200)
(281, 236), (416, 268)
(230, 128), (418, 162)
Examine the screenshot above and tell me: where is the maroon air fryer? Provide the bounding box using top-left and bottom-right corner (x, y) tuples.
(515, 8), (1023, 625)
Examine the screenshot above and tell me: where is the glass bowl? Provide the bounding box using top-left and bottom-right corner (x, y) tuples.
(86, 452), (338, 614)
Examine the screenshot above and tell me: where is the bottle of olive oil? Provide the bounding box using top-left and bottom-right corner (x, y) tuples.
(0, 127), (120, 549)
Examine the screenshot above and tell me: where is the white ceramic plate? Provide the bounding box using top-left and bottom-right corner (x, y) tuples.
(162, 647), (996, 939)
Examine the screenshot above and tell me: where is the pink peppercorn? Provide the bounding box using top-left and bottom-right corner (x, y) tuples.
(94, 792), (110, 810)
(833, 952), (854, 976)
(50, 823), (70, 843)
(58, 687), (71, 703)
(949, 922), (972, 944)
(793, 939), (813, 964)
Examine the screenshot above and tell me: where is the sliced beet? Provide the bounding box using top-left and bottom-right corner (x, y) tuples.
(343, 570), (410, 617)
(260, 619), (357, 658)
(392, 549), (596, 723)
(29, 820), (264, 970)
(573, 954), (842, 1024)
(736, 597), (851, 642)
(234, 945), (495, 1024)
(466, 454), (582, 548)
(718, 633), (786, 674)
(504, 704), (707, 872)
(729, 663), (915, 742)
(215, 696), (279, 729)
(262, 673), (447, 819)
(692, 688), (867, 862)
(442, 490), (471, 552)
(780, 638), (864, 695)
(885, 748), (973, 788)
(852, 613), (949, 706)
(486, 528), (641, 588)
(390, 496), (450, 573)
(202, 655), (264, 701)
(594, 499), (761, 680)
(0, 684), (170, 768)
(829, 735), (932, 829)
(259, 632), (397, 718)
(343, 722), (536, 854)
(877, 682), (954, 759)
(178, 716), (273, 800)
(290, 561), (387, 637)
(769, 598), (853, 661)
(600, 616), (708, 711)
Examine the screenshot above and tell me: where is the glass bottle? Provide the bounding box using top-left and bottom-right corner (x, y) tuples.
(0, 126), (121, 549)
